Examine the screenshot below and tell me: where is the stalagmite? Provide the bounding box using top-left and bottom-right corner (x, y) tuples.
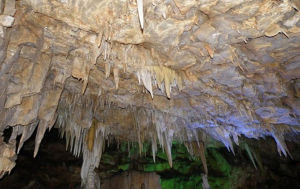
(202, 174), (210, 189)
(85, 165), (100, 189)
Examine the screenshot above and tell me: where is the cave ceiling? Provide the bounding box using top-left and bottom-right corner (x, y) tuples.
(0, 0), (300, 186)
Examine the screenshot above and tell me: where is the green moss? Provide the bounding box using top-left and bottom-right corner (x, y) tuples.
(172, 160), (202, 175)
(144, 162), (170, 172)
(160, 176), (202, 189)
(209, 149), (231, 176)
(118, 164), (130, 171)
(172, 161), (190, 175)
(157, 151), (168, 160)
(160, 178), (176, 189)
(100, 141), (245, 189)
(208, 177), (232, 189)
(101, 154), (115, 165)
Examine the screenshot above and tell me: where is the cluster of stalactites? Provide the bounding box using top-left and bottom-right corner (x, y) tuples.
(128, 109), (210, 174)
(136, 66), (183, 98)
(203, 124), (294, 159)
(53, 93), (295, 188)
(100, 42), (185, 99)
(81, 120), (105, 187)
(55, 97), (211, 186)
(57, 115), (105, 187)
(66, 15), (186, 100)
(0, 127), (18, 179)
(56, 93), (294, 166)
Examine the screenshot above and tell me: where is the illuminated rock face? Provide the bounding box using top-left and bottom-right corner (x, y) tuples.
(0, 0), (299, 187)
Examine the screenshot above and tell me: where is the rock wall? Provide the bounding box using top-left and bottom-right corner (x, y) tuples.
(102, 171), (161, 189)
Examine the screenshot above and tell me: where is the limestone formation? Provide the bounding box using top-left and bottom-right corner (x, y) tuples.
(0, 0), (299, 188)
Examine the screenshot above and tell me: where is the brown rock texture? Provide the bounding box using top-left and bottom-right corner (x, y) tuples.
(0, 0), (299, 186)
(102, 171), (161, 189)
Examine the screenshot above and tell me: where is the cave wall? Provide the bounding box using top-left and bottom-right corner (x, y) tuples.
(0, 0), (299, 186)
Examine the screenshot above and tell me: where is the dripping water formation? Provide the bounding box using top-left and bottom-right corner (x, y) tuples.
(0, 0), (300, 188)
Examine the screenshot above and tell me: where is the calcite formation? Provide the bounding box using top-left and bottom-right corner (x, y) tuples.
(0, 0), (299, 188)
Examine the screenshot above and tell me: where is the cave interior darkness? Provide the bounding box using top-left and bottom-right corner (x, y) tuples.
(1, 128), (300, 189)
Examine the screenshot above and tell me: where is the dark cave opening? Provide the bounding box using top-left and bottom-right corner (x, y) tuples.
(1, 128), (300, 189)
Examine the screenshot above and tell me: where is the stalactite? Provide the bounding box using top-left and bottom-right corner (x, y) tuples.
(151, 133), (157, 163)
(214, 127), (235, 154)
(163, 130), (173, 168)
(0, 134), (17, 179)
(71, 56), (90, 94)
(152, 66), (182, 98)
(91, 44), (101, 65)
(199, 142), (208, 174)
(232, 133), (239, 146)
(17, 122), (37, 153)
(96, 31), (103, 48)
(104, 41), (108, 61)
(164, 72), (171, 99)
(113, 66), (119, 89)
(136, 66), (183, 99)
(137, 0), (144, 30)
(138, 69), (153, 98)
(137, 124), (143, 156)
(244, 143), (257, 169)
(33, 120), (48, 157)
(271, 130), (292, 158)
(87, 120), (96, 152)
(57, 111), (85, 158)
(105, 62), (110, 78)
